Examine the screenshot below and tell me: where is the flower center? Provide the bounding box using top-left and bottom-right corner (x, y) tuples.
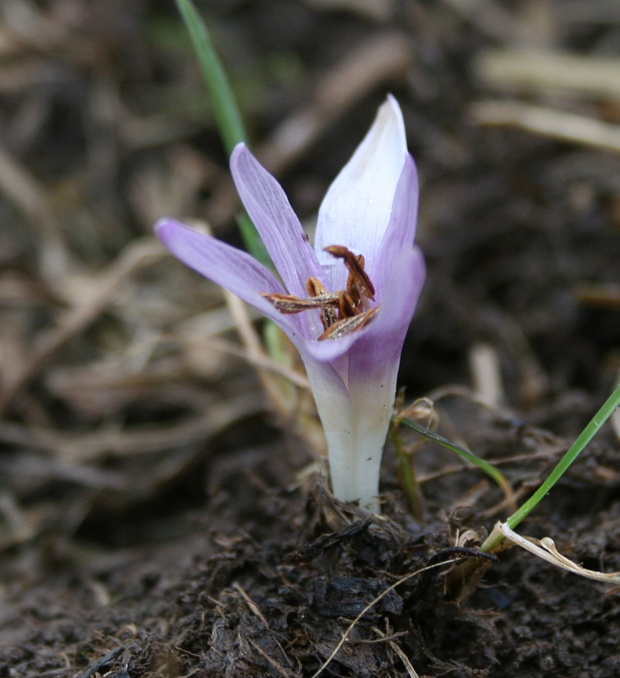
(261, 245), (379, 340)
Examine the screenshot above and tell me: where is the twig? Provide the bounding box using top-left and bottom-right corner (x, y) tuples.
(497, 521), (620, 584)
(247, 639), (295, 678)
(475, 50), (620, 100)
(468, 341), (503, 407)
(0, 140), (66, 280)
(233, 582), (270, 628)
(193, 336), (309, 389)
(370, 625), (419, 677)
(221, 287), (302, 421)
(471, 101), (620, 155)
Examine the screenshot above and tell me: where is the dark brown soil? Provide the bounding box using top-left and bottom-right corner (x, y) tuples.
(1, 1), (620, 676)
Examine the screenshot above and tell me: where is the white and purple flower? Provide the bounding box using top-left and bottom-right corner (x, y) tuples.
(156, 95), (425, 512)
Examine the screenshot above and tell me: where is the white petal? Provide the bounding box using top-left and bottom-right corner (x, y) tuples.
(315, 95), (408, 290)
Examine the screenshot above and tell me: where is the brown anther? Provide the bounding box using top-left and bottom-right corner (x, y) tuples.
(318, 306), (379, 341)
(321, 307), (337, 330)
(338, 290), (360, 319)
(261, 292), (339, 314)
(306, 277), (328, 297)
(306, 277), (338, 328)
(345, 254), (365, 304)
(345, 277), (362, 309)
(261, 245), (379, 339)
(324, 245), (375, 300)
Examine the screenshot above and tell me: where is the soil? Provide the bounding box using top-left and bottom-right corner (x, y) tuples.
(1, 1), (620, 676)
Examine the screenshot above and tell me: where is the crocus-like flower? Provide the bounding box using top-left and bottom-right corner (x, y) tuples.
(156, 95), (425, 512)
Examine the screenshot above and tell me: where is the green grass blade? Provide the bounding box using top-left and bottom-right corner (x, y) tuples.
(506, 382), (620, 530)
(399, 417), (511, 497)
(175, 0), (269, 265)
(175, 0), (245, 152)
(480, 382), (620, 553)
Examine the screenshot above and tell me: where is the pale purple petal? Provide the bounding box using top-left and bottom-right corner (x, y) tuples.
(314, 95), (408, 290)
(230, 144), (323, 299)
(331, 248), (424, 510)
(370, 155), (419, 291)
(155, 218), (308, 344)
(302, 245), (424, 365)
(347, 246), (425, 380)
(303, 330), (361, 363)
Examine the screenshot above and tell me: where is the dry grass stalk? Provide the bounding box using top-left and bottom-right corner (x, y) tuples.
(497, 521), (620, 584)
(468, 341), (504, 407)
(475, 50), (620, 100)
(471, 101), (620, 154)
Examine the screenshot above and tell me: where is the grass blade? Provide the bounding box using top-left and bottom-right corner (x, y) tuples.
(399, 417), (512, 500)
(505, 383), (620, 528)
(175, 0), (269, 264)
(480, 382), (620, 553)
(175, 0), (245, 152)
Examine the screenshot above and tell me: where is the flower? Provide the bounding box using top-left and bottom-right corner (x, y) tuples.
(155, 95), (425, 512)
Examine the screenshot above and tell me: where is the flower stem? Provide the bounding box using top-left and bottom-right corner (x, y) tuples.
(389, 422), (424, 520)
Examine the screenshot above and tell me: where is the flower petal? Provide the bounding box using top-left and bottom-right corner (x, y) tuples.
(315, 95), (408, 290)
(155, 218), (308, 344)
(303, 331), (360, 364)
(230, 144), (323, 299)
(349, 245), (425, 378)
(339, 247), (424, 510)
(371, 154), (418, 292)
(302, 244), (425, 365)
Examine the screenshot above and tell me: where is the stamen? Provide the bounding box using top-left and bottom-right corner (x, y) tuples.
(323, 245), (375, 299)
(261, 245), (379, 339)
(338, 290), (359, 318)
(318, 306), (379, 341)
(261, 292), (339, 314)
(306, 277), (338, 328)
(306, 277), (328, 297)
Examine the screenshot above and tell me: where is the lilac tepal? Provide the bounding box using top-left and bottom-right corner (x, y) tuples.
(156, 95), (425, 512)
